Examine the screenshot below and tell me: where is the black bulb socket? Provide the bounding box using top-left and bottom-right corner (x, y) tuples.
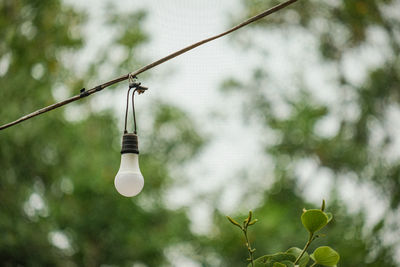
(121, 133), (139, 154)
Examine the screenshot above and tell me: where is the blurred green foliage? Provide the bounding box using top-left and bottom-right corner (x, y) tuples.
(0, 0), (203, 266)
(210, 0), (400, 266)
(1, 0), (400, 266)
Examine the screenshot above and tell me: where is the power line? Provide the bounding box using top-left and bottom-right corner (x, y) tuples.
(0, 0), (298, 131)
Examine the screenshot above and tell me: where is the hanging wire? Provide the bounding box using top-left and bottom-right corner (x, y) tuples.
(124, 74), (135, 133)
(123, 87), (133, 133)
(131, 83), (148, 134)
(124, 74), (147, 134)
(132, 88), (137, 134)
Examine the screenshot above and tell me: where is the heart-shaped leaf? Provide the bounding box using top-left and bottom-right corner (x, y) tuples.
(252, 253), (296, 267)
(310, 246), (340, 266)
(269, 252), (296, 263)
(301, 209), (328, 233)
(252, 254), (271, 267)
(286, 247), (309, 267)
(279, 260), (294, 267)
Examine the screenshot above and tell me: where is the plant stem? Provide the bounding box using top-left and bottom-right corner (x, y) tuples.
(243, 228), (255, 267)
(294, 233), (314, 265)
(310, 263), (317, 267)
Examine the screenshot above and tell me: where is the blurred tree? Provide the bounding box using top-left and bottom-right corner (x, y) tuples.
(0, 0), (204, 266)
(2, 0), (400, 266)
(203, 0), (400, 266)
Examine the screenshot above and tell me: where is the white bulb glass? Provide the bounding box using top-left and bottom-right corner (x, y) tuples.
(114, 153), (144, 197)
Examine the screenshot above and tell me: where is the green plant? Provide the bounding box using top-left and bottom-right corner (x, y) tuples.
(227, 200), (340, 267)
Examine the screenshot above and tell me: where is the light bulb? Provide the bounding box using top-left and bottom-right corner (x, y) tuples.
(114, 133), (144, 197)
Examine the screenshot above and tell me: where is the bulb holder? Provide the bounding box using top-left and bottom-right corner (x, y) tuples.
(121, 133), (139, 154)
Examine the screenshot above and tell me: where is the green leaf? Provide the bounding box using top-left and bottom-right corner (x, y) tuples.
(226, 216), (242, 228)
(269, 252), (296, 263)
(325, 212), (333, 223)
(252, 254), (270, 267)
(301, 209), (328, 233)
(273, 263), (286, 267)
(286, 247), (309, 267)
(248, 219), (258, 226)
(279, 260), (294, 267)
(252, 253), (295, 267)
(311, 246), (340, 266)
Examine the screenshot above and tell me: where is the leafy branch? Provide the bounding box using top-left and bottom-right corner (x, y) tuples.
(227, 211), (258, 266)
(227, 200), (340, 267)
